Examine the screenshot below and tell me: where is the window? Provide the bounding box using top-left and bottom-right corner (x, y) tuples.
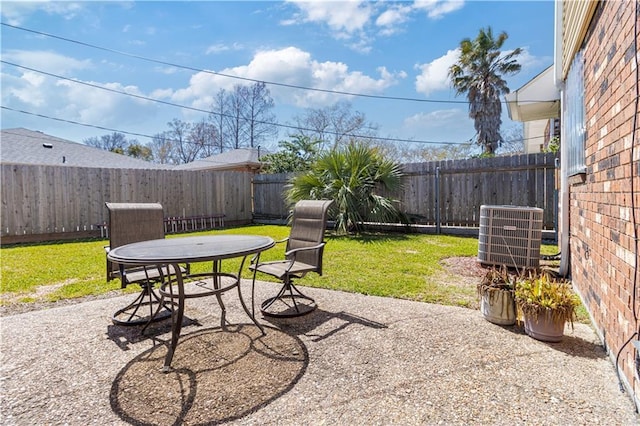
(564, 50), (586, 176)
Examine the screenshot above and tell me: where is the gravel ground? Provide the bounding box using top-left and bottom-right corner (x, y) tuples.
(1, 277), (638, 425)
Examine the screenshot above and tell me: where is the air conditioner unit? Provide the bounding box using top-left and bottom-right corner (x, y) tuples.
(478, 205), (543, 269)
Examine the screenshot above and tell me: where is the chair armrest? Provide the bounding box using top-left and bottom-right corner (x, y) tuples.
(282, 242), (326, 274)
(250, 237), (288, 264)
(284, 242), (325, 258)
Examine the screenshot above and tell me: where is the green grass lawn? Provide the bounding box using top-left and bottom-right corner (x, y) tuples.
(0, 225), (560, 312)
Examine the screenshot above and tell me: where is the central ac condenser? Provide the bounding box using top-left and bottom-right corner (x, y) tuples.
(478, 205), (544, 269)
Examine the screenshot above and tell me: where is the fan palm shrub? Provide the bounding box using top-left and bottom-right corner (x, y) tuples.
(287, 142), (404, 234)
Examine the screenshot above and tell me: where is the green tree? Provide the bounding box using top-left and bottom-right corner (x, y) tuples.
(261, 135), (320, 173)
(287, 142), (404, 235)
(449, 27), (522, 155)
(127, 143), (153, 161)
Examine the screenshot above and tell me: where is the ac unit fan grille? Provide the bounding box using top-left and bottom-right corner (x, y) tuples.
(478, 205), (543, 269)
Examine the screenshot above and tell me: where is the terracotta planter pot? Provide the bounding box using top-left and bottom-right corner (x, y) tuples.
(480, 289), (516, 325)
(523, 309), (566, 342)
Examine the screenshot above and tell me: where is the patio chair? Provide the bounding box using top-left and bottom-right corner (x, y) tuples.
(250, 199), (333, 318)
(105, 202), (188, 326)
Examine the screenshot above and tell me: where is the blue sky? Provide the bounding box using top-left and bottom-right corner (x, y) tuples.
(1, 1), (555, 150)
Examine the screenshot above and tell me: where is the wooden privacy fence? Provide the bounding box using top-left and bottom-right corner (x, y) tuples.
(252, 153), (558, 230)
(1, 164), (253, 243)
(2, 153), (557, 243)
(252, 173), (292, 221)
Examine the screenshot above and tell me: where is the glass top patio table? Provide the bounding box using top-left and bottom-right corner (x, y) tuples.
(107, 235), (275, 372)
(107, 235), (275, 264)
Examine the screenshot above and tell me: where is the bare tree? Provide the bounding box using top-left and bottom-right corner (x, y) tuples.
(292, 101), (378, 150)
(497, 125), (525, 155)
(83, 132), (129, 153)
(149, 132), (174, 164)
(208, 82), (278, 152)
(166, 118), (205, 164)
(209, 89), (228, 153)
(226, 85), (248, 149)
(190, 118), (218, 157)
(242, 81), (278, 148)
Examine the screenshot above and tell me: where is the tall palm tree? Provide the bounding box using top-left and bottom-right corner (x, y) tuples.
(449, 27), (522, 155)
(287, 142), (404, 234)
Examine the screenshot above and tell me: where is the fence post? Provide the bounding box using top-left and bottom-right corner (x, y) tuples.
(435, 166), (441, 234)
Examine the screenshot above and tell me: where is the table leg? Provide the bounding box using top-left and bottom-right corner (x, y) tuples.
(236, 254), (265, 335)
(163, 264), (185, 373)
(212, 260), (227, 329)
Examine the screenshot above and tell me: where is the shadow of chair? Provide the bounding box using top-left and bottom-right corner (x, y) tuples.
(250, 199), (333, 318)
(263, 308), (388, 343)
(105, 202), (188, 326)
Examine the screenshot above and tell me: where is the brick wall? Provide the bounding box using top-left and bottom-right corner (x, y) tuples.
(569, 1), (640, 401)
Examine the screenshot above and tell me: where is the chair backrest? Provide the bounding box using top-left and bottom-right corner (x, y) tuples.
(106, 202), (165, 281)
(286, 200), (334, 275)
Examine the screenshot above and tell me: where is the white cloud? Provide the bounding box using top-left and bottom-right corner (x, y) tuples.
(284, 0), (373, 36)
(170, 46), (405, 109)
(513, 47), (551, 71)
(405, 109), (464, 127)
(2, 50), (92, 76)
(412, 0), (465, 19)
(375, 4), (413, 36)
(2, 51), (160, 133)
(414, 48), (459, 96)
(402, 108), (474, 142)
(0, 1), (84, 25)
(283, 0), (465, 51)
(206, 42), (244, 55)
(283, 0), (375, 50)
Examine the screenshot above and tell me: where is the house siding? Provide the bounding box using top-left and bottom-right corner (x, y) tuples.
(568, 0), (640, 403)
(561, 0), (598, 78)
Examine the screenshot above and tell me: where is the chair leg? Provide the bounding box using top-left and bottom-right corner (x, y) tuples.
(260, 278), (317, 318)
(112, 282), (172, 326)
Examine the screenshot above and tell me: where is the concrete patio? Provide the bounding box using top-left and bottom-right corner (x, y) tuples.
(1, 281), (638, 425)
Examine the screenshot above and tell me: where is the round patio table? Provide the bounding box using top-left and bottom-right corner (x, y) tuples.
(107, 234), (275, 371)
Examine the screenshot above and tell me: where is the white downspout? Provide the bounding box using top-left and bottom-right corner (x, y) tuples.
(554, 0), (571, 277)
(558, 86), (570, 277)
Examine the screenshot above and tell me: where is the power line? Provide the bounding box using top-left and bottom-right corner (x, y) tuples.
(2, 105), (474, 146)
(1, 22), (560, 105)
(3, 105), (549, 150)
(2, 22), (555, 148)
(1, 61), (476, 146)
(1, 60), (550, 147)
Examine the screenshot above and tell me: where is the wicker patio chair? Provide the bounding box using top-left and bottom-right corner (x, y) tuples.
(105, 202), (187, 326)
(250, 199), (333, 317)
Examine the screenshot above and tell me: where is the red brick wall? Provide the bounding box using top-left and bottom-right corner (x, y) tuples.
(569, 1), (640, 401)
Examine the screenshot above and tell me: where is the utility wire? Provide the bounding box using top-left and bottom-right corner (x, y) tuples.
(3, 105), (488, 146)
(1, 61), (549, 146)
(1, 22), (560, 105)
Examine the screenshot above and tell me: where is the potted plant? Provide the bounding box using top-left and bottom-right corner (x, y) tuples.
(515, 270), (580, 342)
(478, 265), (517, 325)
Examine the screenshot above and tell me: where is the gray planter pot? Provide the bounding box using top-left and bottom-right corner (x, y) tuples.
(479, 289), (516, 326)
(523, 309), (566, 342)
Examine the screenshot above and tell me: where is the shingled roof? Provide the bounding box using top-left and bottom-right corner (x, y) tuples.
(1, 128), (172, 169)
(172, 148), (265, 171)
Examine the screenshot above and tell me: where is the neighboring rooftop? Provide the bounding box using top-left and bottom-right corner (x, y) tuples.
(505, 66), (561, 122)
(0, 128), (172, 169)
(173, 147), (265, 171)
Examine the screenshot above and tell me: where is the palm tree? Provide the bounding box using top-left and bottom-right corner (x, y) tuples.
(449, 27), (522, 155)
(287, 142), (404, 234)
